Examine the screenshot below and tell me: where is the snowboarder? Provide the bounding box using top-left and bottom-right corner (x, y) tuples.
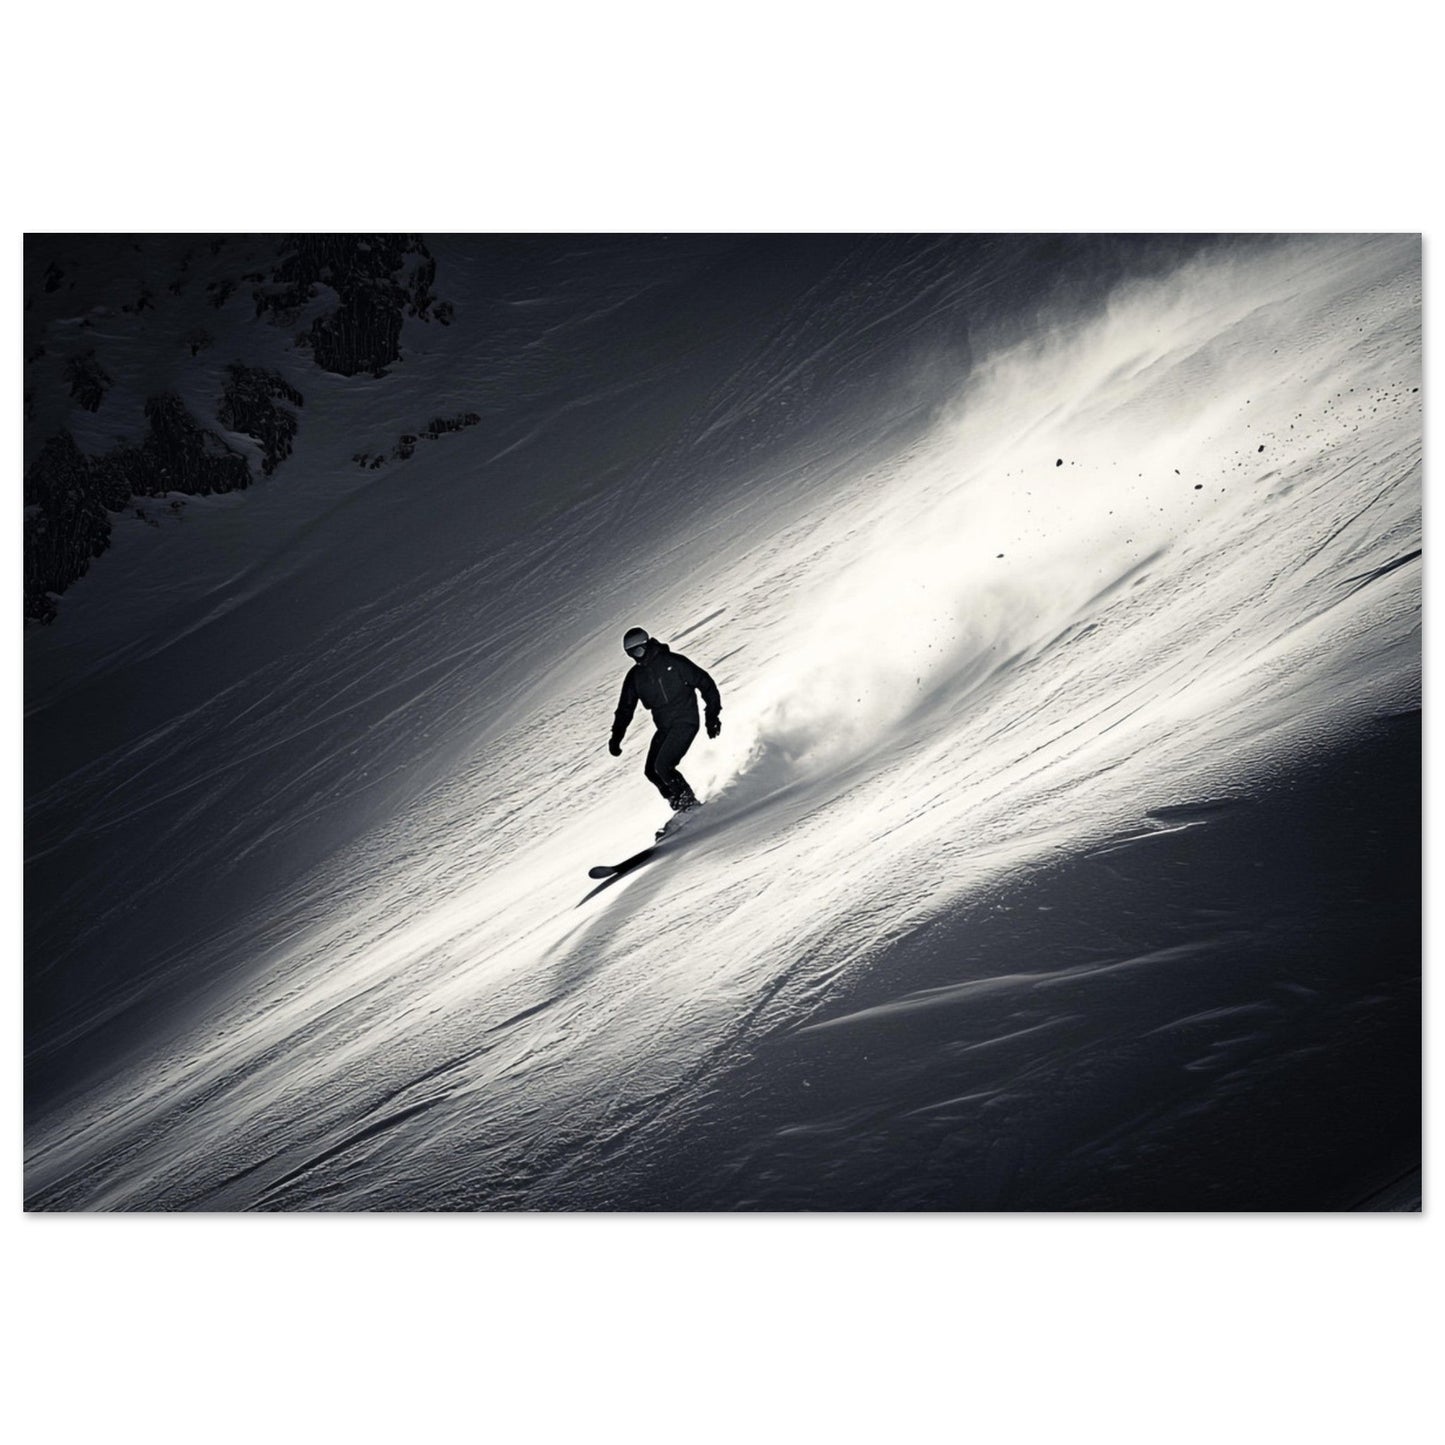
(608, 626), (722, 815)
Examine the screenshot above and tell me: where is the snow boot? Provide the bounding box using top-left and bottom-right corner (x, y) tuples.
(655, 795), (704, 841)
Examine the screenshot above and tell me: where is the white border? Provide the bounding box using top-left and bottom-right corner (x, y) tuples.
(6, 3), (1436, 1440)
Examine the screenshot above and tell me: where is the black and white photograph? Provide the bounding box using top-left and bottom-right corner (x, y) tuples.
(7, 6), (1436, 1441)
(23, 231), (1421, 1212)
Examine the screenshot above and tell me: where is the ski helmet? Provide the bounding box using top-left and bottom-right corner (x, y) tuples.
(622, 627), (650, 654)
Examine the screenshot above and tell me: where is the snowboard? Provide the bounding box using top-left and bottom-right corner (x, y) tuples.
(587, 805), (704, 879)
(587, 845), (659, 881)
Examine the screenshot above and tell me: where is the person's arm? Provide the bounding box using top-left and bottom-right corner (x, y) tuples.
(681, 654), (723, 735)
(610, 672), (639, 752)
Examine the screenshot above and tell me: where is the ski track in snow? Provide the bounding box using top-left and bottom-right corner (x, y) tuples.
(24, 234), (1420, 1210)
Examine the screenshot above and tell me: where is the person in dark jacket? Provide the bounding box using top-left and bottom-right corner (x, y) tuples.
(609, 626), (722, 812)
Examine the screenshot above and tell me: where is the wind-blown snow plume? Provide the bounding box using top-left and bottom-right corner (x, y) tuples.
(694, 236), (1418, 813)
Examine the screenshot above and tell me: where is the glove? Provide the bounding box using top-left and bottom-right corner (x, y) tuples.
(608, 738), (622, 757)
(706, 715), (721, 739)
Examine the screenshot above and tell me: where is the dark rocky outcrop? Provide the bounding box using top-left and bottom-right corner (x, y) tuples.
(309, 284), (404, 378)
(25, 235), (448, 622)
(252, 235), (452, 378)
(24, 433), (115, 623)
(64, 351), (112, 412)
(353, 411), (481, 469)
(218, 364), (304, 475)
(423, 412), (481, 438)
(25, 396), (254, 622)
(112, 394), (252, 499)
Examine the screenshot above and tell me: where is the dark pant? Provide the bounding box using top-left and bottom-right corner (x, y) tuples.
(644, 719), (699, 808)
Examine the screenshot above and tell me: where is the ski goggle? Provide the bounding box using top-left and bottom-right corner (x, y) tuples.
(626, 643), (648, 658)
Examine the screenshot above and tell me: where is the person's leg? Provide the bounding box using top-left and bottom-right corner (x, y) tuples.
(651, 720), (700, 807)
(643, 728), (673, 802)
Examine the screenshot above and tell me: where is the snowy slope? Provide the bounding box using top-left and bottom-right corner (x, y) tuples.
(24, 234), (1420, 1210)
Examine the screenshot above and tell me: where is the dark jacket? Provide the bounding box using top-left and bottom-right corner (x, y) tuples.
(612, 639), (722, 741)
